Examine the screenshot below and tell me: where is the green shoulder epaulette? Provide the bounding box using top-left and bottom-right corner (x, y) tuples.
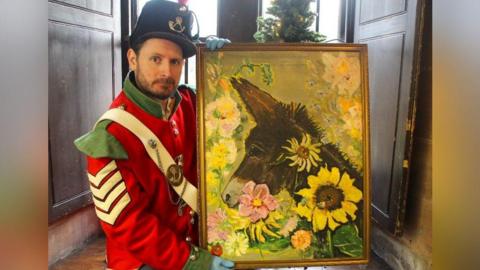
(74, 120), (128, 159)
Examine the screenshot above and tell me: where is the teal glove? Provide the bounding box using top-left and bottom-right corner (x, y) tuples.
(210, 256), (235, 270)
(205, 36), (231, 50)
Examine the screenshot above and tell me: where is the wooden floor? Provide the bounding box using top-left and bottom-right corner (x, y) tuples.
(51, 237), (106, 270)
(51, 237), (391, 270)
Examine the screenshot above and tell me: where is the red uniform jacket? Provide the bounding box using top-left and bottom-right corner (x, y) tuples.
(85, 86), (198, 269)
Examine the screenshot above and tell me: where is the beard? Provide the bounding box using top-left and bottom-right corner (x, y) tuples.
(134, 69), (177, 100)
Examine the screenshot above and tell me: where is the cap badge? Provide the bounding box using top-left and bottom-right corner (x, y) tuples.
(169, 17), (185, 33)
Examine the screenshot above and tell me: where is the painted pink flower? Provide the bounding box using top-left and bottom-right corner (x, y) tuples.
(208, 208), (227, 228)
(279, 216), (299, 237)
(238, 181), (278, 223)
(207, 209), (229, 243)
(208, 229), (228, 243)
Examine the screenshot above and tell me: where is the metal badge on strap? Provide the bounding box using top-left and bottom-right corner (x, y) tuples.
(94, 108), (198, 213)
(167, 155), (184, 187)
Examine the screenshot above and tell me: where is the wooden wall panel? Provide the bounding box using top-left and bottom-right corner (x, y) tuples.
(355, 0), (425, 234)
(51, 0), (113, 15)
(360, 0), (406, 24)
(361, 33), (405, 215)
(48, 0), (121, 222)
(49, 22), (114, 203)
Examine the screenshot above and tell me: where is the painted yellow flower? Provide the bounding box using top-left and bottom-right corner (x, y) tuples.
(282, 133), (321, 172)
(205, 95), (241, 137)
(295, 166), (362, 231)
(207, 191), (221, 207)
(207, 139), (237, 170)
(275, 189), (297, 215)
(345, 145), (362, 170)
(247, 218), (281, 243)
(206, 171), (222, 207)
(224, 207), (250, 231)
(224, 232), (249, 257)
(291, 230), (312, 251)
(207, 170), (220, 187)
(322, 52), (361, 96)
(338, 97), (362, 140)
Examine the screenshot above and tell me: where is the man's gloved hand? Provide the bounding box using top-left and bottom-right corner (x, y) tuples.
(205, 36), (231, 50)
(210, 256), (235, 270)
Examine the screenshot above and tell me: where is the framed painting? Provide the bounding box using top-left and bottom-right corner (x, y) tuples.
(196, 43), (370, 268)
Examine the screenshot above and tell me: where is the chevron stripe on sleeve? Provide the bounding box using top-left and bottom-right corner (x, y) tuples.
(87, 160), (131, 225)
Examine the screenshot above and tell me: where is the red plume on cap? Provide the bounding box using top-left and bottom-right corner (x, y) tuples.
(178, 0), (188, 6)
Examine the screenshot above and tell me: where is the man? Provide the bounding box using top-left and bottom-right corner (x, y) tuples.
(74, 0), (233, 269)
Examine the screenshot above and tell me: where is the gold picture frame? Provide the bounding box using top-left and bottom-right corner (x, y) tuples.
(197, 43), (370, 268)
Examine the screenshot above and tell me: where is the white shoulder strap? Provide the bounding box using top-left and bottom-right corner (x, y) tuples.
(95, 108), (198, 213)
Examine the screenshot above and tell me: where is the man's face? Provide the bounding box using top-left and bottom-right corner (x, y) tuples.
(127, 38), (184, 99)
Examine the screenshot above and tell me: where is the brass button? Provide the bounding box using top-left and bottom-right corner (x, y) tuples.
(189, 210), (194, 216)
(173, 129), (179, 136)
(186, 236), (192, 242)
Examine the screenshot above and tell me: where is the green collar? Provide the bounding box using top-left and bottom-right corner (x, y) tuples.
(123, 72), (182, 118)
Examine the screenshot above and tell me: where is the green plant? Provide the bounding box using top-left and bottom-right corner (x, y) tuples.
(254, 0), (326, 43)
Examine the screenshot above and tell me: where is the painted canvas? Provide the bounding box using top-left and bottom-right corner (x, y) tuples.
(197, 44), (370, 268)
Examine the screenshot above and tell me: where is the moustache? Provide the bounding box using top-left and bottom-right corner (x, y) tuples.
(153, 78), (175, 85)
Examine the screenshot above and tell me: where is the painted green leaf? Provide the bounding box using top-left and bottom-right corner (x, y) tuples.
(260, 64), (273, 86)
(254, 238), (290, 252)
(296, 217), (312, 230)
(332, 224), (363, 257)
(235, 124), (244, 133)
(314, 244), (332, 258)
(213, 109), (222, 118)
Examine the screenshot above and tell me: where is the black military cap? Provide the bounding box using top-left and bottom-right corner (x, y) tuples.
(129, 0), (196, 58)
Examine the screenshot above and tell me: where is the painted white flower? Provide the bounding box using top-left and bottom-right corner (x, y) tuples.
(282, 133), (321, 172)
(205, 95), (241, 137)
(224, 232), (249, 257)
(322, 52), (361, 96)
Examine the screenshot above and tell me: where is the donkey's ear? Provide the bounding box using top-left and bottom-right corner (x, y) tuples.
(230, 77), (283, 123)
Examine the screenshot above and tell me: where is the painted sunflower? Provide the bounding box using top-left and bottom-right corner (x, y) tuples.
(295, 166), (362, 231)
(282, 133), (321, 172)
